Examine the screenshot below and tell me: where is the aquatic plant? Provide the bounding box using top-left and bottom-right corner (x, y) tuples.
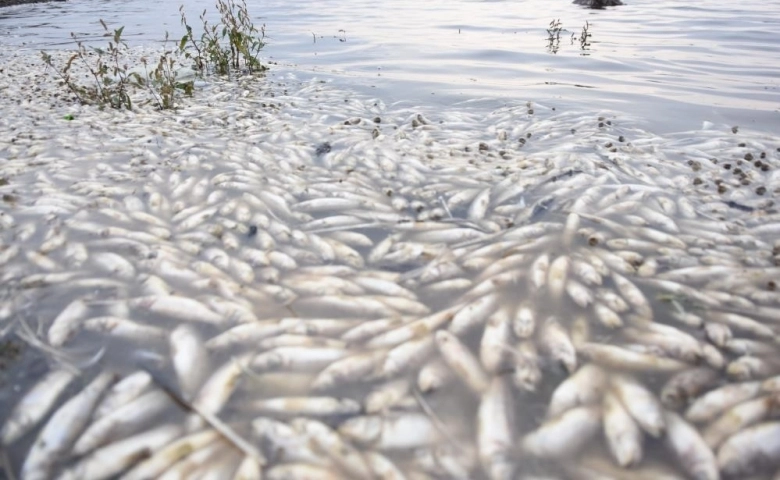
(40, 21), (192, 111)
(178, 0), (267, 77)
(546, 19), (563, 54)
(40, 0), (267, 111)
(576, 20), (593, 53)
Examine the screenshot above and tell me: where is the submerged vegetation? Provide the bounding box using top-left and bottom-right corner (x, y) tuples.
(178, 0), (267, 77)
(40, 0), (266, 111)
(545, 18), (594, 54)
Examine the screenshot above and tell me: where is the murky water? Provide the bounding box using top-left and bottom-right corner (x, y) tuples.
(2, 0), (779, 133)
(3, 1), (780, 479)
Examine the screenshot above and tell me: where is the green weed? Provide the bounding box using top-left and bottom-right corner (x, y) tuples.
(178, 0), (267, 77)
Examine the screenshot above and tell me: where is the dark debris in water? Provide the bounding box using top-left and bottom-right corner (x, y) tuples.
(723, 200), (755, 212)
(0, 340), (22, 371)
(314, 142), (332, 156)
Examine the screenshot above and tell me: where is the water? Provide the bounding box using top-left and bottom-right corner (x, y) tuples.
(3, 2), (780, 478)
(2, 0), (780, 133)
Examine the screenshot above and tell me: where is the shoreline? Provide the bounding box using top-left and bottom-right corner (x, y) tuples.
(0, 0), (64, 8)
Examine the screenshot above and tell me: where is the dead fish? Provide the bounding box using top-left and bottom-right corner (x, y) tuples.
(435, 330), (490, 394)
(170, 324), (210, 401)
(578, 343), (688, 373)
(660, 367), (721, 410)
(603, 390), (643, 467)
(520, 406), (601, 459)
(547, 363), (607, 419)
(21, 372), (117, 480)
(703, 393), (780, 449)
(610, 373), (666, 438)
(1, 369), (77, 446)
(339, 413), (443, 450)
(717, 421), (780, 476)
(478, 376), (515, 480)
(58, 424), (183, 480)
(686, 381), (763, 424)
(73, 389), (171, 455)
(538, 317), (577, 374)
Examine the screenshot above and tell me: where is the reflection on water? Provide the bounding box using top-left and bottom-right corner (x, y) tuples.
(1, 0), (780, 132)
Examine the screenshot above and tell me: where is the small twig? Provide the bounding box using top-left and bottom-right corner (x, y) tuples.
(438, 195), (454, 219)
(1, 450), (18, 480)
(141, 364), (267, 466)
(411, 386), (469, 454)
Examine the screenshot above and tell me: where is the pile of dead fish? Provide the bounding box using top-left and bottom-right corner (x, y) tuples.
(1, 47), (780, 480)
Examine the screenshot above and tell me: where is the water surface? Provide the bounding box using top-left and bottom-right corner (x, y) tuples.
(1, 0), (779, 132)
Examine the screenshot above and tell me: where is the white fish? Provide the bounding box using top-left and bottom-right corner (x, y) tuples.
(478, 376), (515, 480)
(686, 381), (763, 424)
(611, 272), (652, 318)
(251, 417), (329, 467)
(291, 418), (373, 479)
(717, 421), (780, 476)
(528, 254), (550, 292)
(381, 336), (437, 379)
(511, 341), (543, 392)
(521, 406), (601, 459)
(59, 424), (183, 480)
(512, 303), (535, 339)
(92, 252), (137, 280)
(21, 372), (117, 480)
(660, 367), (720, 410)
(703, 394), (780, 449)
(251, 347), (349, 373)
(73, 389), (171, 455)
(205, 322), (285, 351)
(610, 374), (666, 437)
(603, 390), (643, 467)
(48, 297), (91, 347)
(578, 343), (688, 372)
(664, 411), (719, 480)
(547, 255), (570, 300)
(436, 330), (490, 394)
(188, 355), (251, 431)
(170, 325), (210, 401)
(1, 369), (77, 446)
(538, 317), (577, 374)
(593, 302), (623, 328)
(364, 451), (407, 480)
(547, 363), (607, 419)
(232, 455), (262, 480)
(365, 378), (411, 413)
(265, 464), (342, 480)
(310, 349), (386, 391)
(565, 279), (593, 308)
(480, 306), (512, 374)
(338, 413), (443, 450)
(129, 295), (225, 325)
(82, 316), (167, 342)
(250, 396), (362, 417)
(417, 357), (455, 393)
(94, 370), (153, 419)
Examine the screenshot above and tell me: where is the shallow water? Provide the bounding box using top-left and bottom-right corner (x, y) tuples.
(2, 1), (780, 478)
(1, 0), (780, 133)
(1, 45), (780, 476)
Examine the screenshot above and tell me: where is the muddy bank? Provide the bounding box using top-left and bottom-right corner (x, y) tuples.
(0, 0), (64, 8)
